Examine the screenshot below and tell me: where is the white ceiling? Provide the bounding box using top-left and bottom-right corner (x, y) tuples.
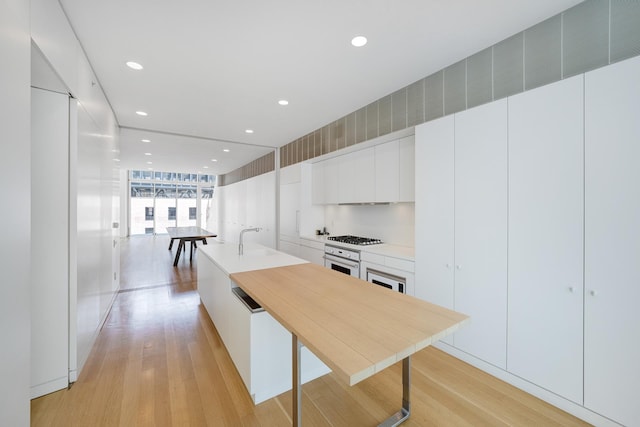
(59, 0), (583, 175)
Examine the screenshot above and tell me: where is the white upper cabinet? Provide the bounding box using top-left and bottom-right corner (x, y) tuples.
(507, 75), (584, 404)
(453, 99), (508, 369)
(311, 161), (324, 205)
(311, 136), (415, 205)
(584, 55), (640, 427)
(323, 157), (339, 205)
(398, 136), (415, 202)
(375, 140), (399, 202)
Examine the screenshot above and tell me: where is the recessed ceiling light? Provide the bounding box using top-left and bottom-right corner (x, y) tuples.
(146, 161), (152, 165)
(136, 111), (148, 116)
(278, 100), (289, 106)
(147, 167), (153, 170)
(203, 166), (209, 169)
(126, 61), (143, 70)
(245, 129), (254, 134)
(223, 149), (230, 152)
(351, 35), (367, 47)
(141, 139), (151, 142)
(144, 152), (152, 156)
(211, 159), (218, 162)
(113, 158), (120, 162)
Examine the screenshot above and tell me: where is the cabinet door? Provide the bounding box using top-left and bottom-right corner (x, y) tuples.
(584, 56), (640, 427)
(338, 151), (357, 203)
(279, 182), (300, 238)
(508, 76), (584, 404)
(415, 116), (455, 312)
(323, 158), (339, 204)
(375, 140), (399, 202)
(311, 162), (324, 204)
(453, 100), (507, 368)
(398, 136), (415, 202)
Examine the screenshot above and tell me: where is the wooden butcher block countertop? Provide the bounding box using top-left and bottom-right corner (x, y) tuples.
(230, 263), (469, 386)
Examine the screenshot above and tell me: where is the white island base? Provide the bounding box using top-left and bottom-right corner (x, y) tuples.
(197, 241), (330, 404)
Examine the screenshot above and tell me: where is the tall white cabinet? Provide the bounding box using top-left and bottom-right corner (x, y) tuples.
(416, 56), (640, 426)
(415, 100), (508, 367)
(507, 76), (585, 404)
(415, 116), (455, 316)
(31, 88), (71, 398)
(584, 56), (640, 427)
(453, 100), (508, 368)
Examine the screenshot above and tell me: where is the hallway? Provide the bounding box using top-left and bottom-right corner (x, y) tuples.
(30, 235), (589, 426)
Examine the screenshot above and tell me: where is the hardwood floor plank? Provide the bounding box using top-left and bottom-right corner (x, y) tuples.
(31, 236), (591, 426)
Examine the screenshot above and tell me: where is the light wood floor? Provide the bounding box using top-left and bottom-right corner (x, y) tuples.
(31, 235), (590, 426)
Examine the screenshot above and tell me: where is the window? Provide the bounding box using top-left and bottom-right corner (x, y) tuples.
(129, 170), (215, 235)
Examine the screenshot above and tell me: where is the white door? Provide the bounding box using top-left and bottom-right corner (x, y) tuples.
(584, 55), (640, 427)
(415, 116), (455, 349)
(31, 88), (70, 398)
(507, 75), (584, 404)
(453, 100), (508, 368)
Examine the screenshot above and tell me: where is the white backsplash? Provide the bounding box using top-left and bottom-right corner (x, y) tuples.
(323, 203), (415, 247)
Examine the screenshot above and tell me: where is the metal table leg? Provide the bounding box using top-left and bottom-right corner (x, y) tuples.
(378, 356), (411, 427)
(292, 334), (302, 427)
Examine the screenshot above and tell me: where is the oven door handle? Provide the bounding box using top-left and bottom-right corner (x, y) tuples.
(323, 254), (359, 269)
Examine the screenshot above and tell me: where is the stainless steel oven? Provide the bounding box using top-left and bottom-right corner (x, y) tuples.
(324, 245), (360, 277)
(366, 268), (406, 293)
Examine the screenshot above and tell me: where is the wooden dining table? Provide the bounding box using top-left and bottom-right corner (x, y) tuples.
(166, 226), (217, 266)
(230, 263), (469, 426)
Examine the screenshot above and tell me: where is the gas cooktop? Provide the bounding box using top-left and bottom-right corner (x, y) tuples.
(327, 235), (383, 246)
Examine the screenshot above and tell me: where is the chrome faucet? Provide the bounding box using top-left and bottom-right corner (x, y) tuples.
(238, 227), (261, 255)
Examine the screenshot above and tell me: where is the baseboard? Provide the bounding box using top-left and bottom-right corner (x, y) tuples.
(31, 376), (68, 399)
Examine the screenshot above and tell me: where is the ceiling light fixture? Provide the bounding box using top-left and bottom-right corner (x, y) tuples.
(136, 111), (148, 116)
(203, 166), (209, 169)
(146, 161), (152, 165)
(113, 158), (120, 162)
(141, 139), (151, 142)
(245, 129), (254, 134)
(211, 159), (218, 162)
(223, 149), (230, 152)
(144, 152), (152, 156)
(278, 100), (289, 106)
(126, 61), (143, 70)
(351, 35), (367, 47)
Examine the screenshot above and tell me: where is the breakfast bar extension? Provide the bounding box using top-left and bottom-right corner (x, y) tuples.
(230, 263), (469, 426)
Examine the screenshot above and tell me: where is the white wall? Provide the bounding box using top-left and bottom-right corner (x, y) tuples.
(31, 0), (121, 382)
(0, 0), (31, 425)
(323, 203), (415, 247)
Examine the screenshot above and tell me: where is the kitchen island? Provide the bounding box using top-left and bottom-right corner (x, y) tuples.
(196, 240), (331, 404)
(231, 263), (468, 426)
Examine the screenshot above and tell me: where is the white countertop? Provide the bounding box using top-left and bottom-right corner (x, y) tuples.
(300, 235), (415, 261)
(198, 240), (308, 275)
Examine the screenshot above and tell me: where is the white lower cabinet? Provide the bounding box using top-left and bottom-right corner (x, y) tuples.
(583, 55), (640, 427)
(298, 238), (325, 266)
(197, 252), (330, 404)
(507, 75), (585, 404)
